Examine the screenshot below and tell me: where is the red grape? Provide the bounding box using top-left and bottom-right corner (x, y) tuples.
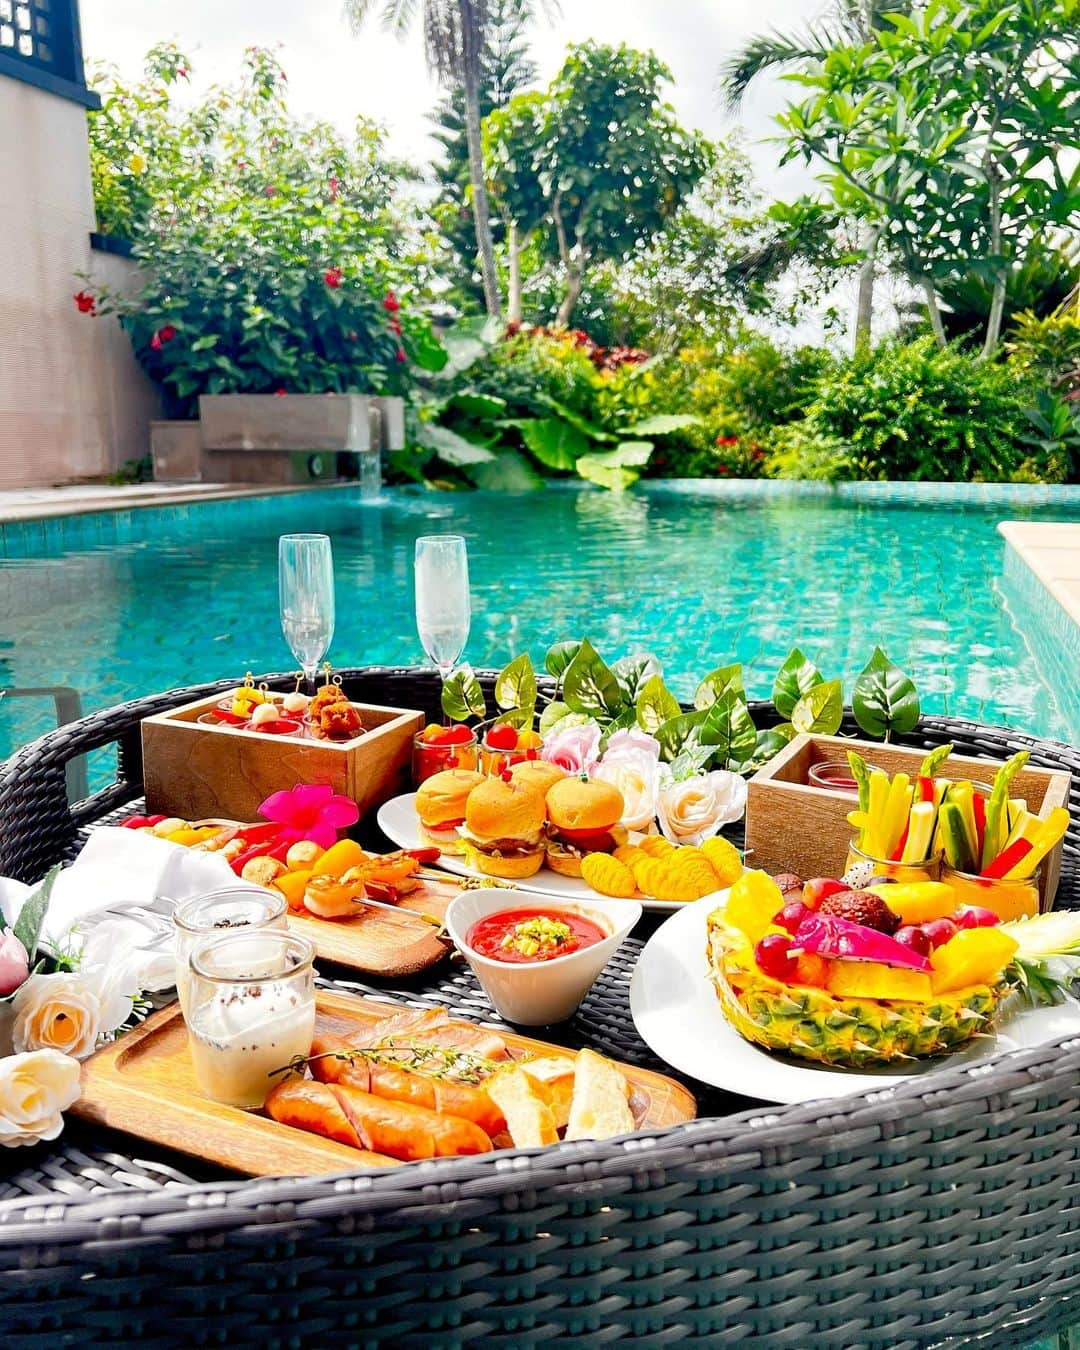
(894, 925), (933, 957)
(922, 917), (959, 949)
(754, 933), (799, 981)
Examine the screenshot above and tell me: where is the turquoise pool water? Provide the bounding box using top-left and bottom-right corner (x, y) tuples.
(2, 483), (1079, 776)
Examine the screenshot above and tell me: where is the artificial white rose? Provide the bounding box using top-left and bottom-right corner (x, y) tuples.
(0, 1049), (81, 1148)
(12, 973), (102, 1061)
(593, 729), (662, 831)
(656, 771), (748, 846)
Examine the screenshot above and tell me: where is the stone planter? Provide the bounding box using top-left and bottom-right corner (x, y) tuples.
(150, 420), (203, 481)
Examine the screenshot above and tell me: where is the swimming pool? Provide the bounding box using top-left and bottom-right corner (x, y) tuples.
(2, 481), (1079, 773)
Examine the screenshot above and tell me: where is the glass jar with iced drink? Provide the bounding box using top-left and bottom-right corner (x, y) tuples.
(185, 929), (316, 1109)
(173, 886), (287, 1016)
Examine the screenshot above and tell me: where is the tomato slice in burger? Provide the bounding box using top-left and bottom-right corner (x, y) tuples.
(555, 827), (616, 851)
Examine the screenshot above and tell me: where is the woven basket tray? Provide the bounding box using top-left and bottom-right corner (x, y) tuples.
(0, 666), (1078, 1348)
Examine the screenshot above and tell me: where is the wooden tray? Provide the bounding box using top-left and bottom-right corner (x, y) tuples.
(142, 692), (424, 824)
(287, 871), (460, 977)
(74, 992), (698, 1178)
(746, 733), (1071, 907)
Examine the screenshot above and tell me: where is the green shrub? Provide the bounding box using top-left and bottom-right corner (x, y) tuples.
(768, 338), (1046, 483)
(1006, 305), (1080, 397)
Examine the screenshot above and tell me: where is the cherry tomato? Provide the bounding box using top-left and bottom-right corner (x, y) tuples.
(486, 723), (518, 751)
(446, 724), (474, 744)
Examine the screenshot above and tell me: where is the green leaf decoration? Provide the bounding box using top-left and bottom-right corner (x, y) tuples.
(851, 649), (920, 739)
(698, 689), (758, 766)
(734, 723), (798, 774)
(13, 865), (59, 964)
(495, 653), (537, 718)
(539, 700), (575, 736)
(612, 653), (662, 704)
(792, 679), (844, 735)
(655, 709), (707, 762)
(635, 674), (681, 734)
(440, 665), (486, 722)
(669, 741), (715, 780)
(418, 423), (496, 466)
(772, 648), (824, 719)
(494, 706), (534, 730)
(603, 707), (640, 740)
(693, 663), (744, 710)
(545, 641), (582, 680)
(621, 413), (699, 436)
(466, 449), (543, 492)
(563, 639), (625, 718)
(519, 418), (589, 471)
(540, 708), (593, 739)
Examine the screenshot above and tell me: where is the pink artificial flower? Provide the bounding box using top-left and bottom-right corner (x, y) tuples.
(0, 932), (29, 997)
(541, 721), (602, 776)
(257, 783), (359, 849)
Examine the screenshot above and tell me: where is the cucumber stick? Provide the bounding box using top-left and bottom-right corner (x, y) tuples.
(939, 801), (975, 872)
(981, 751), (1030, 871)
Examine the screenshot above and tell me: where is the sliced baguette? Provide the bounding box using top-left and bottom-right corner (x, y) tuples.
(484, 1066), (558, 1147)
(519, 1056), (576, 1131)
(564, 1048), (635, 1142)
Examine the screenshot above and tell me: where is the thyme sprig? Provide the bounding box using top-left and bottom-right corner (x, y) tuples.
(269, 1037), (503, 1085)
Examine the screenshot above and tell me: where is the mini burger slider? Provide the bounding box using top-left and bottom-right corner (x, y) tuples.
(415, 768), (484, 854)
(545, 778), (626, 878)
(509, 758), (567, 798)
(459, 777), (547, 879)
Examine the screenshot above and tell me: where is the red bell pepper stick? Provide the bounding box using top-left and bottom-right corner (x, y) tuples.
(972, 792), (987, 860)
(890, 826), (909, 862)
(405, 846), (441, 865)
(980, 837), (1032, 880)
(918, 777), (935, 803)
(235, 822), (285, 846)
(268, 838), (294, 863)
(120, 815), (150, 829)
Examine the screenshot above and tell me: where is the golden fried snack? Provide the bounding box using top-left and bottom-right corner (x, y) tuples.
(638, 835), (675, 858)
(310, 683), (350, 716)
(632, 857), (700, 903)
(581, 852), (637, 899)
(318, 700), (364, 740)
(701, 836), (744, 886)
(613, 844), (645, 869)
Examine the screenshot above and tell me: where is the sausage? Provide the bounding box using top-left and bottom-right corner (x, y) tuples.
(264, 1079), (362, 1149)
(311, 1033), (506, 1137)
(330, 1082), (493, 1160)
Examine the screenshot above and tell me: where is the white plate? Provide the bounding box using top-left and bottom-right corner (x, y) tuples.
(377, 792), (712, 914)
(630, 894), (1080, 1105)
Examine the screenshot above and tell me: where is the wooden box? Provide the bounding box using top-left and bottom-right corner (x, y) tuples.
(745, 733), (1071, 908)
(142, 693), (424, 824)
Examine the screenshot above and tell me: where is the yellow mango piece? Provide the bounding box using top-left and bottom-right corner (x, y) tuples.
(930, 928), (1019, 994)
(701, 836), (744, 886)
(868, 881), (957, 925)
(723, 869), (784, 944)
(825, 961), (933, 1002)
(271, 868), (313, 911)
(310, 839), (368, 879)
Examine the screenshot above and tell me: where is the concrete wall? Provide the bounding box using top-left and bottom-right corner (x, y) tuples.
(0, 75), (162, 489)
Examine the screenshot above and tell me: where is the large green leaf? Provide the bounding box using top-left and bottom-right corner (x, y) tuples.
(576, 441), (653, 491)
(563, 638), (625, 718)
(407, 325), (450, 373)
(535, 393), (616, 442)
(495, 653), (537, 716)
(791, 679), (844, 735)
(466, 449), (543, 491)
(12, 866), (59, 962)
(545, 641), (582, 680)
(698, 689), (758, 766)
(772, 648), (824, 719)
(655, 709), (707, 762)
(635, 674), (681, 734)
(519, 418), (589, 471)
(418, 423), (496, 466)
(693, 663), (744, 710)
(449, 390), (507, 419)
(440, 665), (486, 721)
(852, 648), (920, 739)
(621, 413), (699, 436)
(539, 700), (576, 736)
(612, 653), (662, 704)
(734, 724), (798, 774)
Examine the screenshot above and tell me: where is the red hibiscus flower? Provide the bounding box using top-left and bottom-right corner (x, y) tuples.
(328, 176), (340, 199)
(383, 291), (400, 313)
(715, 435), (739, 447)
(323, 267), (343, 288)
(73, 291), (96, 315)
(159, 325), (176, 342)
(149, 333), (162, 351)
(264, 185), (275, 197)
(274, 388), (287, 396)
(394, 347), (407, 363)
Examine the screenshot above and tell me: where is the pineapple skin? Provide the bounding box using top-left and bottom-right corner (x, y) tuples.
(707, 913), (1013, 1069)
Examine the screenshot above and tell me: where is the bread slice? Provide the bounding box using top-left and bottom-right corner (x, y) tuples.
(484, 1066), (558, 1147)
(564, 1049), (635, 1142)
(519, 1056), (576, 1131)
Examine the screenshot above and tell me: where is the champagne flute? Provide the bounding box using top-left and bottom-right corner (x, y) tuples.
(279, 534), (335, 692)
(414, 535), (470, 688)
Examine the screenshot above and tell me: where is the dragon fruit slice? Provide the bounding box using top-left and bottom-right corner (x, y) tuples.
(840, 860), (877, 890)
(793, 912), (931, 971)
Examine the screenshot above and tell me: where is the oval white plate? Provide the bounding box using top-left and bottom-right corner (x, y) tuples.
(376, 792), (716, 914)
(630, 894), (1080, 1105)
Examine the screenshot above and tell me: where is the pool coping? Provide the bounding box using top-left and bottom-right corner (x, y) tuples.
(0, 481), (358, 525)
(999, 521), (1080, 629)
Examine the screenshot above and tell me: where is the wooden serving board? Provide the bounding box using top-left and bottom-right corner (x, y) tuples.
(74, 991), (697, 1178)
(287, 872), (460, 977)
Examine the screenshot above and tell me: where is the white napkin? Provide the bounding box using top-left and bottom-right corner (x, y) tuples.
(0, 828), (238, 993)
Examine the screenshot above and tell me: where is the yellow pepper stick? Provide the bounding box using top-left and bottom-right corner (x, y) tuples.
(901, 801), (936, 863)
(865, 770), (890, 857)
(951, 782), (978, 866)
(881, 773), (913, 858)
(1004, 809), (1042, 852)
(1005, 807), (1070, 879)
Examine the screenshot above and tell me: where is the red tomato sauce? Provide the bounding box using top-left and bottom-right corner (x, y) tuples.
(466, 907), (608, 964)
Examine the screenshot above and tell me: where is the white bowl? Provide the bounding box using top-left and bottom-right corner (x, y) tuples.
(444, 889), (641, 1026)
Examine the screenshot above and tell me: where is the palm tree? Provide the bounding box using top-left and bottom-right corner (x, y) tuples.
(345, 0), (556, 321)
(719, 0), (910, 352)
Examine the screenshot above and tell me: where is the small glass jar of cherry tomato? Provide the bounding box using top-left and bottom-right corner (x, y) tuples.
(412, 724), (479, 785)
(480, 723), (544, 776)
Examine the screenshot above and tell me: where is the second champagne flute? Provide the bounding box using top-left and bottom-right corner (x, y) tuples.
(414, 534), (470, 683)
(279, 533), (335, 693)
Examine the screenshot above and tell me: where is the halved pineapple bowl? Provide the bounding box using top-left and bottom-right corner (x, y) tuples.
(708, 869), (1080, 1069)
